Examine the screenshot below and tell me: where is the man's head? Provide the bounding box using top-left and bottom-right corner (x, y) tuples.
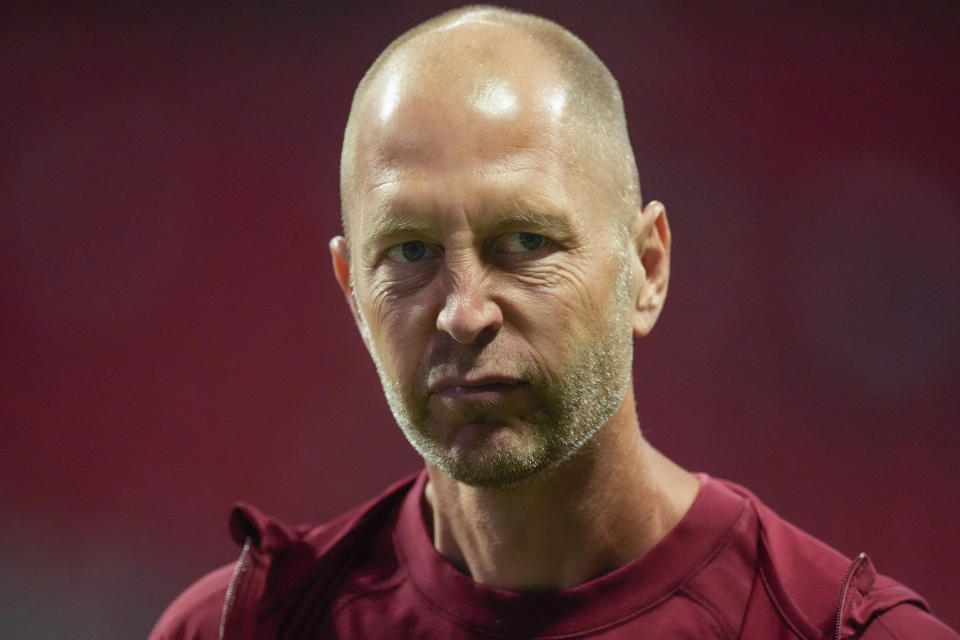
(331, 5), (671, 487)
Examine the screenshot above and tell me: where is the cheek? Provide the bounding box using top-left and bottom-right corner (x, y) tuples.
(501, 254), (624, 360)
(506, 254), (615, 324)
(361, 282), (434, 373)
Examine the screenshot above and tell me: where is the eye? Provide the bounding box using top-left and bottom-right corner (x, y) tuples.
(386, 240), (430, 263)
(499, 232), (549, 254)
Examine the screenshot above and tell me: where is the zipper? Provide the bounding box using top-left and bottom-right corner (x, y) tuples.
(834, 552), (868, 640)
(219, 537), (253, 640)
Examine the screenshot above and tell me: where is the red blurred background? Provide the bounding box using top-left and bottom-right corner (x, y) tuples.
(2, 2), (958, 637)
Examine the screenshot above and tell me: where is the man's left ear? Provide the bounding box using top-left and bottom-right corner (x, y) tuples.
(631, 200), (671, 337)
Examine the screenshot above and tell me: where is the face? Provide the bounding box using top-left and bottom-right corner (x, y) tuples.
(338, 39), (639, 487)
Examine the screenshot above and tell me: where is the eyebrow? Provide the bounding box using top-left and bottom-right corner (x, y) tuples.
(478, 206), (575, 237)
(360, 213), (434, 260)
(359, 203), (577, 261)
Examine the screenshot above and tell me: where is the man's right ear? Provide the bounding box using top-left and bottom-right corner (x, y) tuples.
(329, 236), (369, 347)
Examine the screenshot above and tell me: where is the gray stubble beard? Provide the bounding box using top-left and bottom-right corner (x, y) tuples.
(362, 251), (635, 488)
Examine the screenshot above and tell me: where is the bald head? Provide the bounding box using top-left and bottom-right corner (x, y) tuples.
(339, 5), (641, 242)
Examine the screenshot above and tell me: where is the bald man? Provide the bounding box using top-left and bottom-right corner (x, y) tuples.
(150, 6), (956, 639)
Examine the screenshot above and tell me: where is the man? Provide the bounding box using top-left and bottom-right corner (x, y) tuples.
(150, 6), (956, 639)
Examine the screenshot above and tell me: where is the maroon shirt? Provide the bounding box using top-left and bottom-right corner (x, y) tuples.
(150, 472), (956, 639)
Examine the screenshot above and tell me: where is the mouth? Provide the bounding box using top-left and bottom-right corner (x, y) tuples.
(430, 376), (526, 401)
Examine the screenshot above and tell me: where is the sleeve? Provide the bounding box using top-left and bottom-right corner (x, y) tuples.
(147, 564), (234, 640)
(861, 603), (960, 640)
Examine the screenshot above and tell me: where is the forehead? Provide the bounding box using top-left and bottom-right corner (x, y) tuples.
(353, 137), (577, 247)
(361, 37), (566, 164)
(365, 158), (571, 225)
(348, 29), (580, 237)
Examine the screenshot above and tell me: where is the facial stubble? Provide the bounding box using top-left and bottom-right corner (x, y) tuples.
(359, 252), (634, 488)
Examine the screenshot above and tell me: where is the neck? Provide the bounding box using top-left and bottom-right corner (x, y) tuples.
(422, 388), (700, 591)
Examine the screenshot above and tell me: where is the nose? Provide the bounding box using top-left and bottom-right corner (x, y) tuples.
(436, 268), (503, 344)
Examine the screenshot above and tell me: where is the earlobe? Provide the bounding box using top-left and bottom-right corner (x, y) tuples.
(632, 201), (671, 338)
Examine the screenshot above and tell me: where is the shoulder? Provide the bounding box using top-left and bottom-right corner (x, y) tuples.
(148, 563), (233, 640)
(148, 472), (422, 640)
(712, 478), (945, 639)
(862, 603), (959, 640)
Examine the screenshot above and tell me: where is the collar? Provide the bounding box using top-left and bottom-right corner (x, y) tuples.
(393, 470), (747, 637)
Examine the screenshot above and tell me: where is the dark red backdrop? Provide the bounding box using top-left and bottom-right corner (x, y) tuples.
(2, 2), (958, 637)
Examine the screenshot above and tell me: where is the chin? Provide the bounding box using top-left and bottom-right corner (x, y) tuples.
(416, 423), (574, 488)
(437, 454), (550, 487)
